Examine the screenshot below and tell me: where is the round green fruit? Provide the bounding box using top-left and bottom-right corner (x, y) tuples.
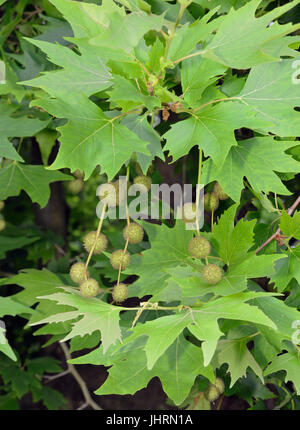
(133, 175), (152, 192)
(202, 264), (223, 285)
(83, 231), (108, 254)
(182, 202), (197, 223)
(204, 382), (222, 402)
(73, 169), (85, 179)
(188, 236), (211, 258)
(98, 180), (125, 207)
(204, 193), (219, 212)
(0, 219), (6, 232)
(123, 223), (144, 244)
(79, 278), (100, 298)
(112, 283), (129, 303)
(110, 249), (130, 270)
(0, 201), (5, 211)
(213, 183), (228, 200)
(70, 262), (88, 284)
(68, 179), (84, 194)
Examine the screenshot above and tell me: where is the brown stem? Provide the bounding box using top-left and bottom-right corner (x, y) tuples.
(256, 195), (300, 254)
(60, 342), (101, 410)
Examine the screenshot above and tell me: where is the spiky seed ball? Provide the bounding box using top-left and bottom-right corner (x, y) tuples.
(133, 175), (152, 192)
(0, 201), (4, 211)
(68, 179), (84, 194)
(123, 223), (144, 244)
(204, 193), (219, 212)
(188, 236), (211, 258)
(205, 383), (221, 402)
(73, 169), (85, 179)
(83, 231), (108, 254)
(215, 377), (225, 395)
(213, 183), (228, 200)
(202, 264), (223, 285)
(80, 278), (100, 298)
(70, 262), (88, 284)
(112, 283), (129, 303)
(0, 219), (6, 232)
(182, 202), (197, 223)
(110, 249), (130, 270)
(98, 180), (125, 207)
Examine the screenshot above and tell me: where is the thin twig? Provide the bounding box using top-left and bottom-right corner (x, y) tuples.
(117, 238), (129, 286)
(77, 402), (89, 410)
(60, 342), (102, 410)
(256, 195), (300, 254)
(85, 203), (107, 279)
(44, 369), (70, 382)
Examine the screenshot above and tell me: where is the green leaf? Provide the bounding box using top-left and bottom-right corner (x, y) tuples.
(264, 352), (300, 394)
(88, 335), (214, 406)
(212, 204), (255, 265)
(238, 59), (300, 136)
(0, 59), (27, 102)
(270, 245), (300, 293)
(31, 385), (67, 410)
(49, 0), (127, 39)
(0, 297), (35, 317)
(169, 252), (281, 298)
(69, 331), (100, 353)
(35, 129), (58, 166)
(0, 162), (71, 207)
(202, 137), (300, 201)
(128, 220), (194, 298)
(121, 113), (164, 172)
(89, 10), (164, 53)
(181, 56), (227, 106)
(249, 281), (300, 346)
(33, 15), (73, 46)
(280, 210), (300, 240)
(22, 38), (111, 97)
(0, 100), (49, 161)
(109, 74), (160, 111)
(26, 357), (62, 375)
(227, 370), (276, 405)
(123, 312), (193, 370)
(164, 102), (269, 168)
(0, 356), (36, 395)
(125, 292), (277, 369)
(168, 8), (223, 62)
(195, 0), (248, 14)
(0, 235), (39, 259)
(31, 289), (126, 352)
(32, 94), (151, 180)
(216, 338), (264, 386)
(0, 327), (17, 361)
(145, 38), (165, 75)
(4, 269), (66, 306)
(203, 0), (300, 68)
(187, 292), (277, 366)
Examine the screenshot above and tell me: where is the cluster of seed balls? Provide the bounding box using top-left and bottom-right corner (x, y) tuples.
(69, 176), (150, 302)
(0, 201), (5, 232)
(68, 169), (85, 194)
(183, 183), (229, 285)
(204, 182), (229, 212)
(188, 234), (223, 285)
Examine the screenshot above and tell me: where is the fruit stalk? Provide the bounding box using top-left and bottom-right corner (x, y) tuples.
(84, 202), (107, 278)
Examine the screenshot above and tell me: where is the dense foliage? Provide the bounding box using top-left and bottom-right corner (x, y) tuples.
(0, 0), (300, 410)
